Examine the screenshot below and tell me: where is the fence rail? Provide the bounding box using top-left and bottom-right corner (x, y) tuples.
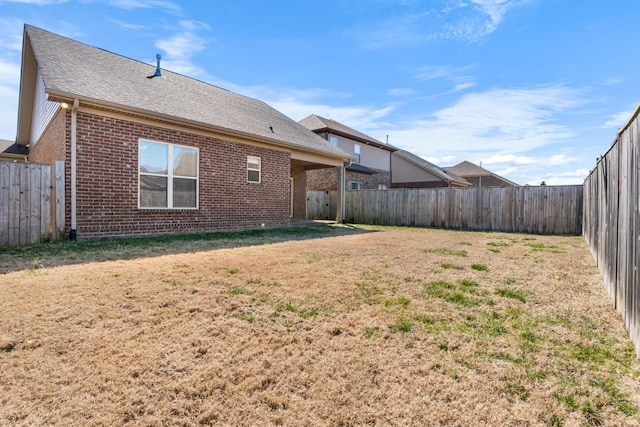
(308, 185), (583, 235)
(0, 161), (65, 247)
(584, 106), (640, 356)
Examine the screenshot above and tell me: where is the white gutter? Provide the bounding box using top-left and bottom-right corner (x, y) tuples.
(70, 98), (79, 240)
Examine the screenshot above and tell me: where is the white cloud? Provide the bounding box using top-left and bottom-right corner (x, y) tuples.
(0, 20), (23, 140)
(604, 107), (636, 129)
(105, 0), (179, 12)
(548, 154), (578, 166)
(1, 0), (67, 4)
(414, 64), (477, 95)
(542, 168), (591, 186)
(0, 84), (18, 140)
(422, 155), (458, 165)
(353, 0), (526, 48)
(0, 18), (26, 51)
(471, 0), (512, 29)
(386, 85), (583, 158)
(388, 88), (415, 97)
(483, 154), (536, 165)
(154, 20), (211, 76)
(0, 60), (19, 139)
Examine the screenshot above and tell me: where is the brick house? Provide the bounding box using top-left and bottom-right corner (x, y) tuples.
(390, 150), (470, 188)
(299, 114), (395, 190)
(444, 161), (519, 188)
(15, 25), (351, 239)
(299, 114), (469, 190)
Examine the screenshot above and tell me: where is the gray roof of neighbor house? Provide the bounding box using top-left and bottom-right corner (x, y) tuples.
(0, 139), (28, 157)
(18, 25), (350, 162)
(299, 114), (397, 151)
(394, 150), (470, 186)
(444, 161), (518, 186)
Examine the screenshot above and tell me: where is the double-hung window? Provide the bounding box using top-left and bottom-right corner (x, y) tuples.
(354, 144), (361, 164)
(247, 156), (261, 183)
(139, 139), (198, 209)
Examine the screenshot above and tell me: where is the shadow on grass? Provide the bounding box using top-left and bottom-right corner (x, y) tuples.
(0, 223), (371, 273)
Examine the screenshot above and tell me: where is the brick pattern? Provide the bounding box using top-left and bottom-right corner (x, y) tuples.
(463, 175), (512, 188)
(290, 162), (307, 220)
(28, 108), (67, 164)
(58, 111), (291, 238)
(390, 181), (450, 189)
(307, 167), (390, 190)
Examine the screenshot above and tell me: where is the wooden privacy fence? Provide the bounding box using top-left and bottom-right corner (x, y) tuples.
(308, 185), (583, 235)
(0, 161), (65, 247)
(583, 106), (640, 356)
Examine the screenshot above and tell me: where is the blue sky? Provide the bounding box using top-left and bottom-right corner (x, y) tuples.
(1, 0), (639, 185)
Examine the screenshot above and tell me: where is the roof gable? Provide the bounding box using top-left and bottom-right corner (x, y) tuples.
(299, 114), (396, 152)
(445, 161), (518, 186)
(19, 25), (348, 161)
(394, 150), (470, 185)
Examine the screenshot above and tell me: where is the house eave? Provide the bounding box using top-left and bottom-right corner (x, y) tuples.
(47, 91), (351, 166)
(316, 127), (396, 152)
(395, 151), (468, 185)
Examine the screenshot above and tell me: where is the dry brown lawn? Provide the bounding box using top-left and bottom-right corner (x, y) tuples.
(1, 225), (639, 426)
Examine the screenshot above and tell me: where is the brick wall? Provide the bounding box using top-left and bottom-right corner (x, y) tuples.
(463, 175), (513, 188)
(347, 169), (390, 189)
(307, 167), (390, 190)
(67, 111), (291, 238)
(290, 161), (307, 220)
(28, 108), (67, 164)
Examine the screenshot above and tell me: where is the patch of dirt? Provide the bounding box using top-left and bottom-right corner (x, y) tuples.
(1, 226), (639, 426)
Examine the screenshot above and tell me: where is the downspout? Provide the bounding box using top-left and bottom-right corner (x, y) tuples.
(70, 98), (79, 241)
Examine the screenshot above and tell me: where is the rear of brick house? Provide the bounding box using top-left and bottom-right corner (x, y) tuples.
(16, 25), (351, 239)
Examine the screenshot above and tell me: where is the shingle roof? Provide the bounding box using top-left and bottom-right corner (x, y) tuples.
(23, 25), (349, 161)
(299, 114), (396, 151)
(444, 161), (518, 186)
(394, 150), (470, 186)
(0, 139), (28, 156)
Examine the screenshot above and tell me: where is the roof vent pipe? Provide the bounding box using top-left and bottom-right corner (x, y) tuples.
(147, 53), (162, 79)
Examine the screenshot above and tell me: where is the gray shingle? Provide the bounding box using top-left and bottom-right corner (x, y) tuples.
(299, 114), (396, 151)
(395, 150), (469, 185)
(25, 25), (349, 161)
(0, 139), (28, 156)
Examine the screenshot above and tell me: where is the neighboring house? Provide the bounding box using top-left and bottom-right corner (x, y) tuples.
(16, 25), (351, 239)
(0, 139), (28, 162)
(444, 161), (519, 188)
(391, 150), (470, 188)
(299, 114), (394, 190)
(299, 114), (469, 190)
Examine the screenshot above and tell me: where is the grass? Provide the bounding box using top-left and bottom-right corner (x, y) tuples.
(441, 263), (464, 270)
(384, 296), (411, 307)
(0, 225), (350, 273)
(496, 288), (528, 302)
(424, 248), (468, 257)
(1, 225), (638, 426)
(423, 280), (484, 307)
(471, 263), (489, 271)
(391, 317), (414, 332)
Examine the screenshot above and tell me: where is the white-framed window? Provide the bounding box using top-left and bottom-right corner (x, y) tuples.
(138, 139), (198, 209)
(348, 181), (363, 190)
(378, 184), (387, 190)
(247, 156), (261, 183)
(329, 136), (338, 146)
(354, 144), (361, 163)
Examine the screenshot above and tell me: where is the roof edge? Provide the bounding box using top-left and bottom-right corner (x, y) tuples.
(51, 93), (352, 162)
